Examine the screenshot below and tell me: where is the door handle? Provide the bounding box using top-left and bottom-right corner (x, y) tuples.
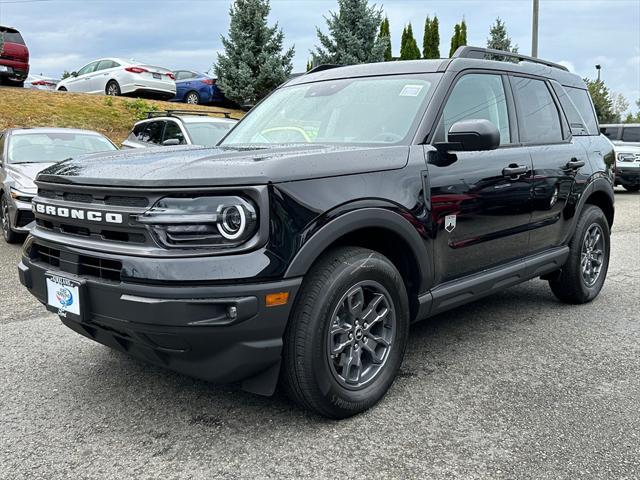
(565, 158), (585, 170)
(502, 165), (529, 178)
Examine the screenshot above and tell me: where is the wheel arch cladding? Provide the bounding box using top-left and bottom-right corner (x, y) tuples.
(283, 208), (431, 320)
(584, 189), (614, 228)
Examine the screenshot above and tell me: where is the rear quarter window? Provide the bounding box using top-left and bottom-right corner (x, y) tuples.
(565, 87), (599, 135)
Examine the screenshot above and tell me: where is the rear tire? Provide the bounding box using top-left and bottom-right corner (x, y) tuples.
(105, 80), (121, 96)
(282, 247), (410, 419)
(57, 87), (67, 92)
(549, 205), (610, 304)
(1, 197), (20, 244)
(185, 91), (200, 104)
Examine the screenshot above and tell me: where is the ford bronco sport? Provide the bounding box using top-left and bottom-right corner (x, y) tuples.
(19, 47), (615, 418)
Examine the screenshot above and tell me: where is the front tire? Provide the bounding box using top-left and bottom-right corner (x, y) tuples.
(549, 205), (610, 304)
(57, 87), (67, 92)
(105, 80), (121, 96)
(185, 91), (200, 104)
(1, 197), (20, 244)
(282, 247), (410, 419)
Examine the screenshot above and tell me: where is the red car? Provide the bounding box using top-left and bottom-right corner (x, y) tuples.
(0, 26), (29, 87)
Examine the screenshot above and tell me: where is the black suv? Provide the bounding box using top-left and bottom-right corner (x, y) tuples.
(19, 47), (615, 418)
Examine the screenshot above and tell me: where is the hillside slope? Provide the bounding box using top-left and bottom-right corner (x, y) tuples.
(0, 88), (243, 144)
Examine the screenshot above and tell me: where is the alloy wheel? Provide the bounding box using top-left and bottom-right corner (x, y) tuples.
(187, 93), (199, 104)
(1, 200), (10, 239)
(327, 281), (396, 389)
(107, 83), (118, 96)
(581, 223), (605, 287)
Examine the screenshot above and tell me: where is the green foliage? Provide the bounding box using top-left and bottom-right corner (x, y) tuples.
(61, 70), (72, 80)
(306, 58), (313, 72)
(379, 16), (392, 61)
(423, 16), (440, 59)
(487, 17), (518, 57)
(400, 23), (421, 60)
(313, 0), (387, 65)
(123, 98), (158, 120)
(0, 33), (4, 56)
(215, 0), (294, 105)
(103, 96), (114, 107)
(585, 78), (616, 124)
(449, 23), (460, 57)
(459, 20), (467, 47)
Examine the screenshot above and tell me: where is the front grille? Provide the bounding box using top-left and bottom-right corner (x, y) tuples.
(32, 244), (122, 282)
(42, 189), (149, 208)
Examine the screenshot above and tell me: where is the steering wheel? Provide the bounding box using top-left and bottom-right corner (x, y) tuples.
(260, 127), (311, 143)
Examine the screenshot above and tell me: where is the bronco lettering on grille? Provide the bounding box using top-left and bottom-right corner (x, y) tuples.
(34, 203), (124, 224)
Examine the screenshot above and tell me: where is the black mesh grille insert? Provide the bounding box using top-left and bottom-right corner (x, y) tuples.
(32, 244), (122, 282)
(63, 193), (93, 203)
(105, 196), (149, 208)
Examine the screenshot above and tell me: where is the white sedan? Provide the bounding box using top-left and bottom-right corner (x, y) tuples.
(55, 58), (176, 100)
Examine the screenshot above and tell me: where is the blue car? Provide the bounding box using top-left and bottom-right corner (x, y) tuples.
(172, 70), (224, 105)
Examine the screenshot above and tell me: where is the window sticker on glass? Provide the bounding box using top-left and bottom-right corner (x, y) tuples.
(400, 85), (424, 97)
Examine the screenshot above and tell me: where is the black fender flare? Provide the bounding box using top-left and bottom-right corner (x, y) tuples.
(283, 207), (432, 293)
(562, 176), (615, 244)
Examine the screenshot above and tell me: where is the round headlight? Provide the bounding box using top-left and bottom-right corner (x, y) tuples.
(218, 205), (246, 240)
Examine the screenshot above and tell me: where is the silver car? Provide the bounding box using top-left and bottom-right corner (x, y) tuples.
(601, 123), (640, 192)
(122, 111), (237, 149)
(55, 58), (176, 100)
(0, 128), (118, 243)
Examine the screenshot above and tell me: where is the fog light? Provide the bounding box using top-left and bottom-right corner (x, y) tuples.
(265, 292), (289, 307)
(227, 306), (238, 320)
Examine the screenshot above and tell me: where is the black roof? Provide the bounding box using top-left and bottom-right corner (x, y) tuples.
(286, 46), (585, 90)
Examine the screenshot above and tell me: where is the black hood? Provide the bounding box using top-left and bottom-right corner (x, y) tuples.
(36, 144), (410, 187)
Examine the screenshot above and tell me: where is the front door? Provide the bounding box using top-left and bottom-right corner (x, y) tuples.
(428, 72), (533, 283)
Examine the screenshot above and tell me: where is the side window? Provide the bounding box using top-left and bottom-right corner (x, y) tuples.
(621, 126), (640, 142)
(77, 62), (99, 76)
(131, 123), (146, 141)
(436, 73), (511, 145)
(600, 126), (620, 140)
(174, 71), (187, 81)
(162, 121), (186, 144)
(565, 87), (599, 135)
(97, 60), (116, 71)
(140, 121), (165, 144)
(512, 77), (563, 144)
(552, 84), (588, 136)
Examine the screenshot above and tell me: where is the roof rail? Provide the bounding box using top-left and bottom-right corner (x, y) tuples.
(452, 46), (569, 72)
(146, 110), (233, 119)
(306, 64), (342, 75)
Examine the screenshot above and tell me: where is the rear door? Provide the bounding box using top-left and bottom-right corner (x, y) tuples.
(509, 75), (588, 252)
(91, 60), (120, 94)
(429, 72), (533, 282)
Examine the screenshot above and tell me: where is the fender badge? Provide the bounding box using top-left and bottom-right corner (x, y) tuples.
(445, 215), (457, 233)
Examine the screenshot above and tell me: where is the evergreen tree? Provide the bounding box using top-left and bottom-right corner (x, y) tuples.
(306, 58), (313, 72)
(430, 16), (441, 58)
(423, 16), (432, 59)
(449, 23), (461, 57)
(313, 0), (387, 65)
(585, 78), (616, 123)
(459, 19), (468, 47)
(379, 16), (392, 61)
(215, 0), (294, 105)
(400, 23), (421, 60)
(487, 17), (518, 54)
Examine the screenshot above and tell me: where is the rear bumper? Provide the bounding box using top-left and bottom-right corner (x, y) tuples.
(19, 247), (302, 394)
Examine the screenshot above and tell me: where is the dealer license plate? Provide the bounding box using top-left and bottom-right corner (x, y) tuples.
(46, 273), (82, 318)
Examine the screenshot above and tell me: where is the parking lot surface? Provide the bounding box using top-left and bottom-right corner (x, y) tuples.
(1, 189), (638, 479)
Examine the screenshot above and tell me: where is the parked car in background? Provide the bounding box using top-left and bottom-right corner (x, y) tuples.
(25, 74), (59, 91)
(601, 123), (640, 192)
(0, 26), (29, 87)
(55, 58), (176, 100)
(0, 128), (118, 243)
(122, 110), (237, 149)
(172, 70), (224, 105)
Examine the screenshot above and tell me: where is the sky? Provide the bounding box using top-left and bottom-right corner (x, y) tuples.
(1, 0), (639, 113)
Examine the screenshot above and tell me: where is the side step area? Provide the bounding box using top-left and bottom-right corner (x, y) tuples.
(416, 246), (569, 320)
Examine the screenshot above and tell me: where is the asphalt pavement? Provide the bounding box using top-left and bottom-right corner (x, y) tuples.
(1, 189), (638, 479)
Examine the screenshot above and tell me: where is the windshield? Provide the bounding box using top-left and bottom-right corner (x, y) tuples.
(222, 74), (439, 146)
(185, 122), (235, 147)
(8, 132), (117, 164)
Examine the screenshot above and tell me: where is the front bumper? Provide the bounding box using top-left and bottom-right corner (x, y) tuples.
(9, 198), (35, 233)
(19, 245), (302, 395)
(615, 165), (640, 187)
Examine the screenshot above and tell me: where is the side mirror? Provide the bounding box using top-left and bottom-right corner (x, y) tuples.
(162, 138), (181, 146)
(444, 119), (500, 152)
(71, 71), (78, 77)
